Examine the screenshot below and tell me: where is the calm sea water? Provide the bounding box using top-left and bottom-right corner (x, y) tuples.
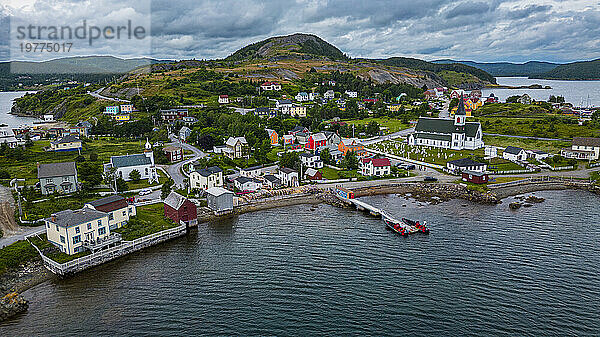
(1, 190), (599, 336)
(482, 77), (600, 107)
(0, 91), (38, 129)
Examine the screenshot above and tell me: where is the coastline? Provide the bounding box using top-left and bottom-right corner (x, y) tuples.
(1, 181), (597, 322)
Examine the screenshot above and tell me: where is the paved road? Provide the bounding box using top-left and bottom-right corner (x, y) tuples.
(438, 98), (450, 118)
(491, 165), (600, 179)
(88, 88), (131, 103)
(164, 135), (207, 189)
(0, 225), (45, 249)
(483, 133), (570, 142)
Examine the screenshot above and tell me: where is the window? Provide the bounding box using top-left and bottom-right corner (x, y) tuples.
(98, 219), (102, 226)
(75, 226), (80, 234)
(109, 213), (114, 221)
(98, 227), (106, 236)
(47, 223), (50, 229)
(46, 178), (53, 183)
(87, 223), (92, 230)
(122, 211), (126, 216)
(73, 235), (81, 244)
(56, 225), (59, 232)
(60, 236), (65, 243)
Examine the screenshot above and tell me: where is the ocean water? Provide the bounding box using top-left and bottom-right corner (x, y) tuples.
(482, 77), (600, 107)
(1, 189), (599, 336)
(0, 91), (38, 129)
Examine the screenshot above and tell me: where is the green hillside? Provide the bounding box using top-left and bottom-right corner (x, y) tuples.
(531, 59), (600, 80)
(376, 57), (496, 84)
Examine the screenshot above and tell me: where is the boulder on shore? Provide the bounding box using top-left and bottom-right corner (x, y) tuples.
(0, 292), (28, 322)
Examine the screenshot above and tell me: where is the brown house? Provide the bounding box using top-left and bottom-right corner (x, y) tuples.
(163, 192), (197, 226)
(163, 146), (183, 162)
(462, 170), (489, 184)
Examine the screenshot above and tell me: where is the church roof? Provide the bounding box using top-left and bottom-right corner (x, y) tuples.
(415, 117), (480, 137)
(456, 95), (467, 116)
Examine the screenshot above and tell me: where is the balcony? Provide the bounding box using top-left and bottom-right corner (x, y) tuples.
(82, 233), (122, 253)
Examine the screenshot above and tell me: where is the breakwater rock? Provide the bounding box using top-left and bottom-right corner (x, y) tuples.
(351, 183), (500, 204)
(0, 292), (28, 322)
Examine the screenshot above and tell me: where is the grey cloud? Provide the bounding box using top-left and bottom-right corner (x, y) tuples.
(506, 5), (552, 20)
(445, 1), (490, 19)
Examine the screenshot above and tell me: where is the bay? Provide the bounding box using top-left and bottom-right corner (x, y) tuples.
(482, 77), (600, 107)
(0, 91), (38, 129)
(1, 190), (598, 336)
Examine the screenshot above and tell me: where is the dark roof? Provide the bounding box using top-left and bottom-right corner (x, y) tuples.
(415, 117), (480, 137)
(299, 152), (318, 158)
(235, 176), (260, 184)
(242, 165), (263, 171)
(278, 99), (292, 104)
(264, 174), (281, 184)
(87, 195), (128, 212)
(111, 154), (152, 168)
(290, 126), (307, 133)
(46, 208), (107, 228)
(197, 166), (223, 177)
(447, 158), (486, 168)
(462, 170), (487, 177)
(255, 107), (270, 112)
(504, 146), (524, 155)
(279, 167), (297, 174)
(414, 133), (452, 142)
(456, 95), (467, 116)
(51, 134), (80, 145)
(573, 137), (600, 147)
(37, 162), (77, 179)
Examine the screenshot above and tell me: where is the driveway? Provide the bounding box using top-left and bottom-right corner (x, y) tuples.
(362, 127), (415, 145)
(88, 87), (131, 103)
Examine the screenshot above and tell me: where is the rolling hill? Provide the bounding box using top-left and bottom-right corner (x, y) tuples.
(530, 59), (600, 80)
(8, 56), (172, 74)
(432, 60), (559, 77)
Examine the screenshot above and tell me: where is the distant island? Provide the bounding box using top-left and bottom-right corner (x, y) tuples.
(434, 59), (600, 81)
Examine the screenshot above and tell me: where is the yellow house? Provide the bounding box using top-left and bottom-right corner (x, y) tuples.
(50, 135), (82, 152)
(290, 105), (307, 118)
(114, 114), (130, 121)
(44, 208), (111, 255)
(388, 104), (403, 112)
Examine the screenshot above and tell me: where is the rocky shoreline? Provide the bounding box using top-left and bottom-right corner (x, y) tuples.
(0, 260), (52, 322)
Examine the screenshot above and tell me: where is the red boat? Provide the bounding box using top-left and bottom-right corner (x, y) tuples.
(384, 219), (408, 236)
(402, 218), (430, 234)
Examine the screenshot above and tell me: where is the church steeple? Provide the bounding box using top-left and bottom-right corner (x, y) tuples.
(454, 94), (466, 126)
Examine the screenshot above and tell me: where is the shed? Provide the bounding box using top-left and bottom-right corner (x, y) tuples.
(163, 191), (197, 226)
(206, 187), (234, 215)
(461, 170), (489, 184)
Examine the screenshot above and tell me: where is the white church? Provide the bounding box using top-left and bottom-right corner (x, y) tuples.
(408, 97), (484, 150)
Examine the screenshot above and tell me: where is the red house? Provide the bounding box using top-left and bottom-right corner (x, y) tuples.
(305, 168), (322, 181)
(163, 192), (198, 226)
(462, 170), (489, 184)
(305, 132), (327, 150)
(162, 146), (183, 163)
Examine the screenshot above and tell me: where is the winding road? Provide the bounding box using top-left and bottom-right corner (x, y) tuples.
(163, 134), (207, 189)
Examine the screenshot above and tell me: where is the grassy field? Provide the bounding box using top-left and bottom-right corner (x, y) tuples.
(0, 240), (39, 275)
(370, 140), (485, 165)
(487, 176), (529, 184)
(0, 137), (150, 183)
(20, 194), (99, 223)
(483, 135), (571, 153)
(113, 203), (178, 241)
(478, 117), (600, 139)
(344, 117), (411, 134)
(29, 233), (90, 263)
(320, 166), (360, 180)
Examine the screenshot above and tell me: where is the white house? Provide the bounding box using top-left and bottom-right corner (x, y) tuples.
(561, 137), (600, 161)
(345, 91), (358, 98)
(360, 157), (391, 177)
(105, 149), (158, 183)
(278, 167), (299, 187)
(295, 92), (309, 102)
(179, 126), (192, 141)
(324, 90), (335, 99)
(309, 92), (319, 101)
(0, 127), (19, 148)
(240, 165), (263, 178)
(526, 150), (550, 161)
(300, 152), (324, 169)
(224, 136), (249, 159)
(502, 146), (528, 162)
(234, 176), (262, 191)
(189, 166), (223, 191)
(260, 82), (281, 91)
(218, 95), (229, 104)
(276, 99), (293, 114)
(484, 146), (498, 159)
(446, 158), (487, 173)
(263, 174), (281, 189)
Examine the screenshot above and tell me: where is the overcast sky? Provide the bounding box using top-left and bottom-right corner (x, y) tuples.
(1, 0), (600, 63)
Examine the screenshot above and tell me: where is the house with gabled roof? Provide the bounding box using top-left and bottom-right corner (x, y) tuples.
(164, 191), (197, 226)
(84, 195), (136, 229)
(296, 92), (309, 102)
(502, 146), (527, 162)
(306, 132), (327, 151)
(446, 158), (487, 173)
(50, 135), (82, 152)
(104, 151), (158, 183)
(44, 208), (112, 255)
(189, 166), (223, 191)
(37, 162), (79, 195)
(276, 99), (293, 114)
(408, 97), (483, 150)
(561, 137), (600, 160)
(225, 136), (249, 159)
(360, 157), (391, 177)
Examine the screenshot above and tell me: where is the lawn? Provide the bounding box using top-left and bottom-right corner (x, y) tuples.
(29, 233), (90, 263)
(370, 140), (485, 166)
(487, 157), (526, 172)
(487, 176), (529, 184)
(344, 117), (411, 134)
(0, 240), (40, 275)
(477, 117), (600, 139)
(20, 194), (99, 223)
(124, 170), (168, 191)
(483, 135), (571, 153)
(0, 137), (150, 183)
(113, 203), (178, 241)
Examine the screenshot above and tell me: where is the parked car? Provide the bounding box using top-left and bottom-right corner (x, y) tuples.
(139, 188), (153, 196)
(424, 176), (438, 182)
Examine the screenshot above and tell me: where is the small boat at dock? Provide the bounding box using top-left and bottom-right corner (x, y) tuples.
(384, 218), (409, 236)
(402, 218), (430, 234)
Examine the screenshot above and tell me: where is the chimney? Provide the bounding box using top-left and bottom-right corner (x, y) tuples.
(51, 214), (57, 223)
